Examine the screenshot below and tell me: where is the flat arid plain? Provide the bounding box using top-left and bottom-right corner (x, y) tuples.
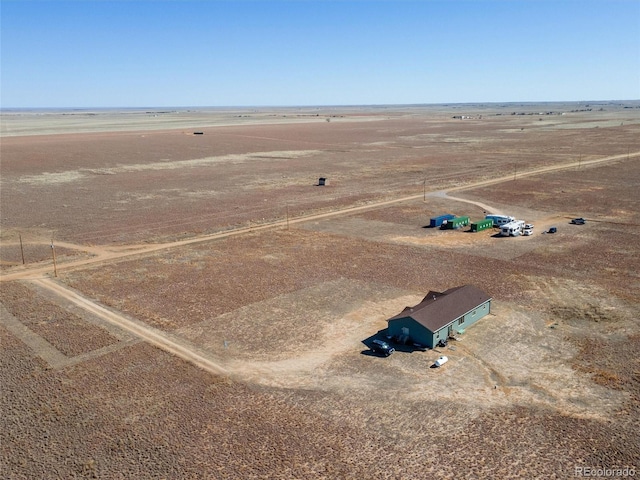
(1, 102), (639, 479)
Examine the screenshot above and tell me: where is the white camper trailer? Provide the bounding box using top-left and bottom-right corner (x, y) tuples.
(500, 220), (525, 237)
(485, 214), (515, 227)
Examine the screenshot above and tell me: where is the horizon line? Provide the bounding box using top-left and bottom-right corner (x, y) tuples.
(2, 99), (640, 112)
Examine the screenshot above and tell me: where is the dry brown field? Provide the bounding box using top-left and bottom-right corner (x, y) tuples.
(1, 102), (639, 479)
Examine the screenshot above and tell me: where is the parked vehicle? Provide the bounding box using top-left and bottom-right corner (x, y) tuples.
(485, 214), (515, 227)
(370, 339), (395, 356)
(548, 227), (557, 234)
(522, 228), (533, 236)
(524, 223), (534, 230)
(570, 218), (586, 225)
(499, 220), (525, 237)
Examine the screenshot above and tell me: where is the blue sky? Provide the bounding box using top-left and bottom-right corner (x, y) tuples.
(1, 0), (639, 108)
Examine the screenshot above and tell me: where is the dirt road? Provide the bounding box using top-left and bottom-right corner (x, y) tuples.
(2, 150), (637, 379)
(30, 278), (228, 377)
(2, 150), (637, 283)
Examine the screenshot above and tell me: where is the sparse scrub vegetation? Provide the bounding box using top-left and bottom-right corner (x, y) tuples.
(2, 105), (639, 478)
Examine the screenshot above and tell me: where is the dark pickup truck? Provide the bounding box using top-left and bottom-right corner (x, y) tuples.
(370, 339), (395, 356)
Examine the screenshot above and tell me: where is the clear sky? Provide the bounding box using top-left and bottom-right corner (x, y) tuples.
(1, 0), (639, 108)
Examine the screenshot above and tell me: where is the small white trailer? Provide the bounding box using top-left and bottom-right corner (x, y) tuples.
(485, 214), (515, 227)
(500, 220), (525, 237)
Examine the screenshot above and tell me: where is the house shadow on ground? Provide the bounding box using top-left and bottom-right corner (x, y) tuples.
(360, 329), (428, 356)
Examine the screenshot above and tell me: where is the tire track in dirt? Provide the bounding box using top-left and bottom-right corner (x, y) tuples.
(429, 190), (504, 215)
(30, 278), (229, 377)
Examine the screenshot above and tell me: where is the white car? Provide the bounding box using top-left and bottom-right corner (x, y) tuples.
(523, 228), (533, 236)
(524, 223), (534, 229)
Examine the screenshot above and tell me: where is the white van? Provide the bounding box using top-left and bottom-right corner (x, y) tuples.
(500, 220), (525, 236)
(485, 214), (515, 227)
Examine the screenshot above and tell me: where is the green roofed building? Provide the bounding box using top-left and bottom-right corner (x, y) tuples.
(387, 285), (491, 348)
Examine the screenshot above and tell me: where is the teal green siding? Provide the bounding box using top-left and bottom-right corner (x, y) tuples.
(437, 300), (491, 337)
(388, 300), (491, 348)
(462, 301), (491, 328)
(387, 318), (433, 347)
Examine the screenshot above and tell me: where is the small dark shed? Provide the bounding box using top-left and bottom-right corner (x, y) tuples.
(318, 177), (328, 186)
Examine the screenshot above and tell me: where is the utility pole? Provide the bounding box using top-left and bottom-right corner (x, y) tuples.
(19, 234), (25, 265)
(50, 241), (58, 277)
(423, 178), (427, 201)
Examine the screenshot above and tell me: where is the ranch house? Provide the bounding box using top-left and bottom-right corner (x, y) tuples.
(387, 285), (492, 348)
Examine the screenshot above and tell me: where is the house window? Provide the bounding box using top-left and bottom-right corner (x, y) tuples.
(458, 318), (464, 325)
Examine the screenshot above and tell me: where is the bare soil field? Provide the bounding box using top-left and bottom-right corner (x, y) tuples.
(1, 102), (639, 478)
(2, 102), (639, 251)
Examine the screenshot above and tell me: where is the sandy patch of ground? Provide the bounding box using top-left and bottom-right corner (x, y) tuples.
(17, 150), (321, 186)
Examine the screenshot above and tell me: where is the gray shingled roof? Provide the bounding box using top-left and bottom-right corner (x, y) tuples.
(388, 285), (491, 333)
